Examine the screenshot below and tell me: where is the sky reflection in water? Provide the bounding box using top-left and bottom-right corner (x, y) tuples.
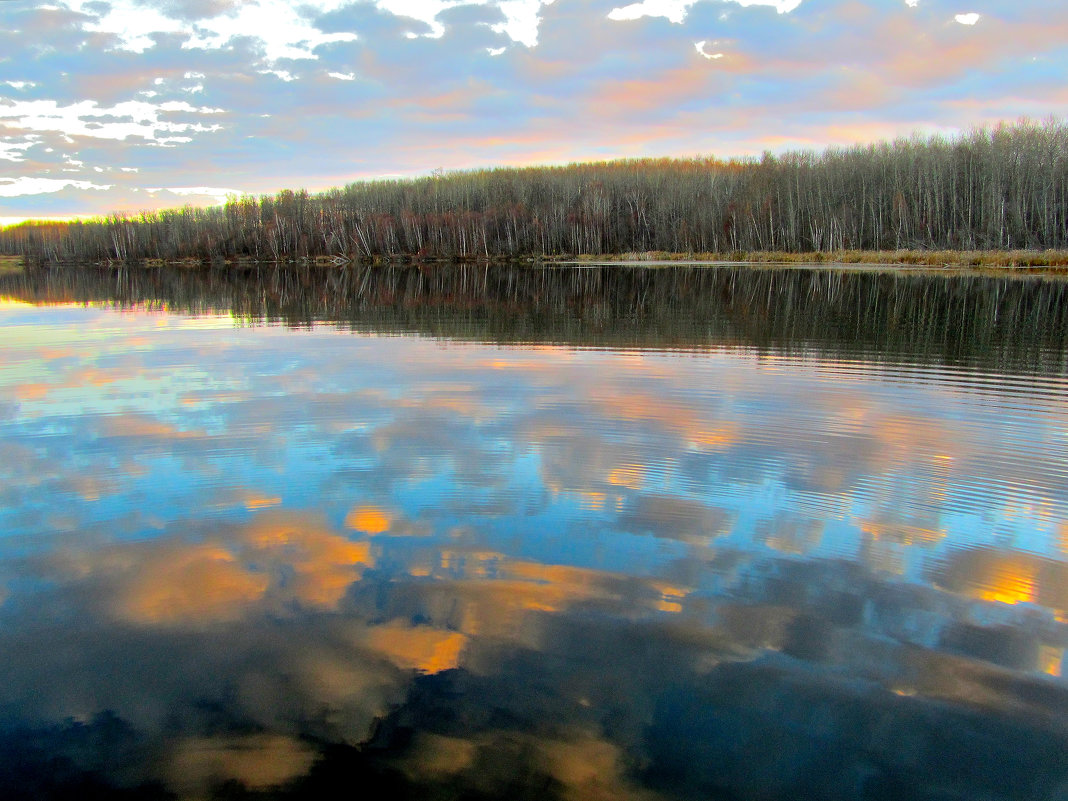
(0, 290), (1067, 800)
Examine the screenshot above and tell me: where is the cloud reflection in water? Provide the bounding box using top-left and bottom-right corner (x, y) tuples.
(0, 296), (1066, 800)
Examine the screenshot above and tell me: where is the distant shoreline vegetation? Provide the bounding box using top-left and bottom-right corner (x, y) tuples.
(3, 118), (1068, 268)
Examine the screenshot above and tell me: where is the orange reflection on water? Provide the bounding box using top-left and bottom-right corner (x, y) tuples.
(116, 544), (270, 624)
(75, 510), (379, 625)
(404, 552), (620, 637)
(977, 568), (1037, 606)
(592, 389), (741, 453)
(607, 463), (644, 490)
(1039, 645), (1064, 677)
(649, 581), (690, 613)
(935, 548), (1068, 613)
(98, 414), (202, 440)
(245, 511), (374, 607)
(13, 383), (50, 401)
(689, 423), (741, 450)
(165, 735), (317, 797)
(244, 493), (282, 510)
(499, 560), (610, 607)
(365, 622), (468, 673)
(345, 505), (393, 534)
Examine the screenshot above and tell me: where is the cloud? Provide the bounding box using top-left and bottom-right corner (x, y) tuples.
(364, 620), (468, 672)
(932, 547), (1068, 613)
(0, 98), (224, 143)
(620, 493), (734, 543)
(110, 542), (271, 624)
(37, 509), (376, 625)
(164, 734), (318, 796)
(0, 176), (113, 197)
(609, 0), (691, 24)
(57, 0), (359, 60)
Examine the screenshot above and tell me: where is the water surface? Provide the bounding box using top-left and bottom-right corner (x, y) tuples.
(0, 265), (1067, 800)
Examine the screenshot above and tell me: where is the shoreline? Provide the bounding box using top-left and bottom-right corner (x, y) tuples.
(5, 249), (1068, 276)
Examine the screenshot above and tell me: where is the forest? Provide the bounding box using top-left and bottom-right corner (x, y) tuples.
(2, 118), (1067, 264)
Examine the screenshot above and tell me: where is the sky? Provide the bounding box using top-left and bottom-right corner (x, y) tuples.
(0, 0), (1066, 222)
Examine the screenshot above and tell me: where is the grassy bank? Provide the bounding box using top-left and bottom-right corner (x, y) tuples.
(562, 249), (1068, 269)
(11, 250), (1068, 273)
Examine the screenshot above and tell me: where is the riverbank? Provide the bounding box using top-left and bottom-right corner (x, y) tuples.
(7, 248), (1068, 274)
(559, 248), (1068, 269)
(6, 249), (1068, 277)
(0, 255), (24, 274)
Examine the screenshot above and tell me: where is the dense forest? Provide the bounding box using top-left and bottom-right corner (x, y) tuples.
(3, 264), (1066, 373)
(3, 118), (1068, 263)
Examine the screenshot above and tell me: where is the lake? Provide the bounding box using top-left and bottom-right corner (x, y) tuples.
(1, 264), (1067, 800)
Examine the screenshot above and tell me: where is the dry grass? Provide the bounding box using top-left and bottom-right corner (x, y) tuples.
(0, 254), (24, 274)
(564, 249), (1068, 270)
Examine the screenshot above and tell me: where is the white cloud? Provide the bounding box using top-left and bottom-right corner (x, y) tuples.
(493, 0), (552, 47)
(695, 40), (724, 59)
(375, 0), (451, 37)
(0, 99), (225, 143)
(730, 0), (802, 12)
(44, 0), (557, 63)
(954, 12), (980, 24)
(0, 138), (38, 163)
(63, 0), (190, 53)
(142, 186), (239, 204)
(373, 0), (549, 45)
(4, 81), (36, 90)
(259, 69), (297, 82)
(328, 72), (358, 80)
(54, 0), (357, 61)
(608, 0), (799, 24)
(609, 0), (690, 24)
(182, 0), (358, 60)
(157, 186), (240, 196)
(0, 177), (112, 198)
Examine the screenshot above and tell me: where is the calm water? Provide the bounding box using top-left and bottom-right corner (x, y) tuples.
(1, 265), (1067, 800)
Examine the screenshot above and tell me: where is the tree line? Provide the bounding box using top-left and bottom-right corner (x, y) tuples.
(3, 118), (1068, 263)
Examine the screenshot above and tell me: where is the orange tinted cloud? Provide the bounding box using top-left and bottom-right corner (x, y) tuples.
(97, 414), (202, 440)
(391, 551), (622, 638)
(345, 505), (393, 534)
(589, 56), (753, 115)
(242, 510), (374, 607)
(13, 383), (50, 401)
(934, 548), (1068, 613)
(61, 510), (375, 625)
(365, 621), (467, 673)
(114, 544), (269, 624)
(244, 493), (282, 510)
(164, 735), (317, 796)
